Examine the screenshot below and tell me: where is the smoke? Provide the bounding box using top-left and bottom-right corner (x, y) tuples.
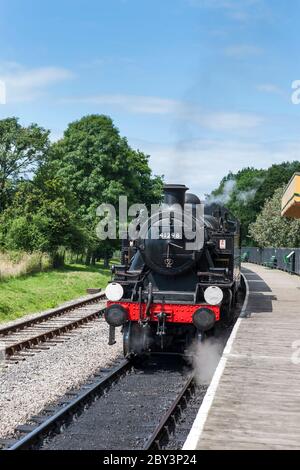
(207, 179), (236, 205)
(237, 188), (257, 202)
(186, 338), (223, 385)
(207, 176), (264, 206)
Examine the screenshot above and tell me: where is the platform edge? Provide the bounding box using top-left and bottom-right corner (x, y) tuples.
(182, 273), (249, 450)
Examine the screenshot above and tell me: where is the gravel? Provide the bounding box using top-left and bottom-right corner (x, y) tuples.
(0, 318), (122, 438)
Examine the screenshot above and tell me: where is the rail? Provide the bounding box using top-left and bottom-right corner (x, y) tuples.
(0, 293), (106, 361)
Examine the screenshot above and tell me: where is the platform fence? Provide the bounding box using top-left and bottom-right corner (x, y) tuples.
(241, 247), (300, 275)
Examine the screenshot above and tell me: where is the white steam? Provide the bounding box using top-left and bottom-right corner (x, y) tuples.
(186, 338), (223, 385)
(207, 176), (264, 205)
(208, 179), (236, 205)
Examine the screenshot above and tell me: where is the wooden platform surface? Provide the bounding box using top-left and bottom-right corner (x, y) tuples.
(194, 263), (300, 450)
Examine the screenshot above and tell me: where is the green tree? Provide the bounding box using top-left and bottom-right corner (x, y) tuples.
(208, 167), (266, 242)
(208, 161), (300, 243)
(0, 179), (87, 266)
(252, 161), (300, 213)
(0, 117), (49, 210)
(249, 186), (300, 247)
(49, 114), (163, 263)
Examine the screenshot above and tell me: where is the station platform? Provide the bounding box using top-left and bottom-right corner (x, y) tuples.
(183, 263), (300, 450)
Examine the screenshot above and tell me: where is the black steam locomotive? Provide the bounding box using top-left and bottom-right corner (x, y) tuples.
(104, 184), (241, 356)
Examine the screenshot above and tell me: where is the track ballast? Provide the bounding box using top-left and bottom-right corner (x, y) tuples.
(0, 293), (105, 363)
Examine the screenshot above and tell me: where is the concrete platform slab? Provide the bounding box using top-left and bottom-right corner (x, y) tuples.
(183, 263), (300, 450)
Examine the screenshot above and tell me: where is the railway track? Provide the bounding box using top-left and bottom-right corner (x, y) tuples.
(144, 374), (196, 450)
(1, 358), (131, 450)
(1, 356), (204, 451)
(0, 293), (105, 363)
(1, 279), (246, 450)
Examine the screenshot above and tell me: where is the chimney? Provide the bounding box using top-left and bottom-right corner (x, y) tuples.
(163, 184), (189, 208)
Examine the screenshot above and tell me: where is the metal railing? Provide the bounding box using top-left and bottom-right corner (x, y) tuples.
(241, 247), (300, 275)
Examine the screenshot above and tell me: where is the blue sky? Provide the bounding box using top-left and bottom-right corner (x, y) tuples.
(1, 0), (300, 196)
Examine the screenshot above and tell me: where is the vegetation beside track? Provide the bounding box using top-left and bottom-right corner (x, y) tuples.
(0, 262), (112, 323)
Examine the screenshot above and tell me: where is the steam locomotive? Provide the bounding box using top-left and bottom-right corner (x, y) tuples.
(104, 184), (241, 356)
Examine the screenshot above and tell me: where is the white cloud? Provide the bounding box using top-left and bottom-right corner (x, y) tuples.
(0, 80), (6, 104)
(49, 129), (64, 142)
(188, 0), (258, 8)
(0, 62), (74, 103)
(224, 44), (263, 58)
(62, 94), (263, 131)
(80, 57), (137, 70)
(256, 83), (283, 95)
(187, 0), (264, 21)
(197, 111), (263, 130)
(130, 138), (300, 198)
(62, 94), (179, 114)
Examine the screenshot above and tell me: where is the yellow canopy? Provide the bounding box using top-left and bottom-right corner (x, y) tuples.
(281, 173), (300, 218)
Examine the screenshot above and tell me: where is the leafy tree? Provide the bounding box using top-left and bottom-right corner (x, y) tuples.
(0, 117), (49, 210)
(208, 162), (300, 243)
(50, 114), (162, 209)
(0, 179), (87, 265)
(249, 186), (300, 247)
(49, 114), (163, 263)
(252, 161), (300, 213)
(208, 167), (266, 242)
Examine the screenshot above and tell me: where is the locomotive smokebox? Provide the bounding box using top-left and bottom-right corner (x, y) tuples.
(192, 308), (216, 332)
(163, 184), (189, 208)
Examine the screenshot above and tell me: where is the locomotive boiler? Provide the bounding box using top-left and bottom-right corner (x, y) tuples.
(104, 184), (241, 356)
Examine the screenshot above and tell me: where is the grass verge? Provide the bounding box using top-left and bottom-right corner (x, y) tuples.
(0, 262), (113, 324)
